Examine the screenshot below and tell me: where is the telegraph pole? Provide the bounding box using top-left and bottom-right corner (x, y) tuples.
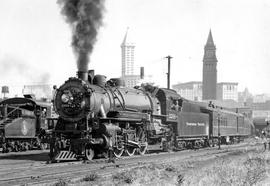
(165, 55), (172, 89)
(218, 112), (221, 150)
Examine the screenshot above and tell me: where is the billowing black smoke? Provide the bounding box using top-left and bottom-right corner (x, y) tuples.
(58, 0), (105, 72)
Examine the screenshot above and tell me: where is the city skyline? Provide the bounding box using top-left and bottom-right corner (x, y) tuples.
(0, 0), (270, 96)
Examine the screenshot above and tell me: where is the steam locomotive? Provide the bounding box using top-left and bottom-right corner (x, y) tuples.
(50, 70), (252, 161)
(0, 95), (55, 153)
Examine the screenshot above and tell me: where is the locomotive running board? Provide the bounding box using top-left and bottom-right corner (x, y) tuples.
(54, 151), (77, 161)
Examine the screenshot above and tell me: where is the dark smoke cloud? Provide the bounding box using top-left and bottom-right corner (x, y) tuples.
(58, 0), (105, 72)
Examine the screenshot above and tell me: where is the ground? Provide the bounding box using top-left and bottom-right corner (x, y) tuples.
(66, 142), (270, 186)
(0, 138), (269, 186)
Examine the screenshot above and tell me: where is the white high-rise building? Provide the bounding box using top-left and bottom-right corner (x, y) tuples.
(121, 28), (135, 76)
(121, 28), (140, 87)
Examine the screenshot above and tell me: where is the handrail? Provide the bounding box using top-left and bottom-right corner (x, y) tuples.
(108, 87), (125, 110)
(115, 88), (126, 109)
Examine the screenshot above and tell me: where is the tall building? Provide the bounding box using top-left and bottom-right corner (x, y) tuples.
(121, 28), (140, 87)
(121, 28), (135, 76)
(202, 30), (218, 100)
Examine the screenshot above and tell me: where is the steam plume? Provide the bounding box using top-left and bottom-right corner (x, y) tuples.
(58, 0), (105, 72)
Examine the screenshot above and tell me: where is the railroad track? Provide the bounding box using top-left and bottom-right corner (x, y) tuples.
(0, 158), (148, 186)
(0, 141), (261, 186)
(16, 162), (146, 186)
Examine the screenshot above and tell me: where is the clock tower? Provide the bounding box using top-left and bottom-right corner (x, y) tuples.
(202, 30), (217, 100)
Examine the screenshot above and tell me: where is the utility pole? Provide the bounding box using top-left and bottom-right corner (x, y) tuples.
(165, 56), (173, 89)
(218, 113), (221, 150)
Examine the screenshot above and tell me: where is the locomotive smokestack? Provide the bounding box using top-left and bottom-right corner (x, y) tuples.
(77, 71), (88, 81)
(58, 0), (105, 72)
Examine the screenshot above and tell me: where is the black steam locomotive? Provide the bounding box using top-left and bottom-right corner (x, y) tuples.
(50, 70), (252, 161)
(0, 96), (55, 152)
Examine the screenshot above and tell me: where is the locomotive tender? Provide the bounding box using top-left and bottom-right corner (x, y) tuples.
(50, 70), (252, 161)
(0, 96), (53, 152)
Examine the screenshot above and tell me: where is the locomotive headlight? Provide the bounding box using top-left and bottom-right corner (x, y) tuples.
(61, 94), (70, 103)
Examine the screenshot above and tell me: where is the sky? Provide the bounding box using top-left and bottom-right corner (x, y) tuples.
(0, 0), (270, 96)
